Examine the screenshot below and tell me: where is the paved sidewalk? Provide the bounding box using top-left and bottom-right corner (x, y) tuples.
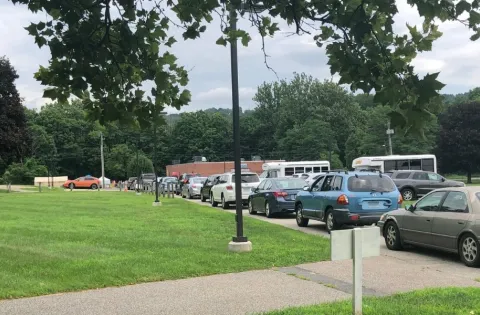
(2, 253), (480, 315)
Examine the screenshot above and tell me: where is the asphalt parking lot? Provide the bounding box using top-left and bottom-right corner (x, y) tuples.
(184, 197), (474, 268)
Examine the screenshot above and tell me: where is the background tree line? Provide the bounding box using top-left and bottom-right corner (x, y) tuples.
(2, 58), (480, 184)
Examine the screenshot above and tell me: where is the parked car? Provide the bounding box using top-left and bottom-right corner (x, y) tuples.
(159, 176), (177, 191)
(248, 178), (308, 218)
(176, 173), (201, 195)
(63, 175), (100, 190)
(295, 171), (402, 232)
(385, 170), (465, 201)
(210, 172), (260, 209)
(182, 177), (207, 199)
(139, 173), (156, 190)
(378, 187), (480, 267)
(200, 174), (221, 202)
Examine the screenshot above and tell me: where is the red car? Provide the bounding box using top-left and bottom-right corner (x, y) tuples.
(63, 176), (100, 190)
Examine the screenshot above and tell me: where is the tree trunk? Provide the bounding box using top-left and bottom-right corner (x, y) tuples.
(467, 171), (472, 184)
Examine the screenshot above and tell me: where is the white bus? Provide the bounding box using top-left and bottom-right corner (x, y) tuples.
(352, 154), (437, 173)
(260, 161), (331, 178)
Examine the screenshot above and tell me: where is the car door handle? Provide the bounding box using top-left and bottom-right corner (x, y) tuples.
(458, 222), (465, 225)
(426, 219), (431, 222)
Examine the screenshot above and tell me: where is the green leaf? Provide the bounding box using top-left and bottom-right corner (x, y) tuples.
(42, 88), (57, 99)
(241, 33), (251, 46)
(49, 9), (61, 19)
(469, 11), (480, 25)
(199, 25), (207, 33)
(216, 37), (227, 46)
(25, 23), (37, 35)
(456, 0), (471, 16)
(36, 22), (45, 31)
(470, 31), (480, 41)
(388, 111), (407, 129)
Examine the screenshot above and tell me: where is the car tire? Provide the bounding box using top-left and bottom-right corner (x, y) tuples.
(265, 202), (273, 218)
(211, 193), (218, 207)
(248, 199), (257, 214)
(401, 188), (415, 201)
(221, 195), (229, 209)
(201, 193), (206, 202)
(295, 203), (309, 227)
(324, 209), (339, 233)
(459, 233), (480, 267)
(69, 183), (75, 190)
(91, 184), (98, 190)
(384, 221), (403, 250)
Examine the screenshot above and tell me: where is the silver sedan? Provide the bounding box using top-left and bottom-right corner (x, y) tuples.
(378, 186), (480, 267)
(182, 177), (207, 199)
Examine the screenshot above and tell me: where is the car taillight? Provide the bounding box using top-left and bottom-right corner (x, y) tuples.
(398, 194), (403, 205)
(337, 194), (349, 205)
(192, 184), (197, 188)
(273, 191), (288, 198)
(226, 185), (233, 190)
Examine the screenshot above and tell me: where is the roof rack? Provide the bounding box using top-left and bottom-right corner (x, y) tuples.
(327, 169), (349, 175)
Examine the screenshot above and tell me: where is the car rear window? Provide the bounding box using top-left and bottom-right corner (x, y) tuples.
(275, 179), (307, 189)
(232, 174), (260, 183)
(191, 177), (206, 184)
(348, 175), (396, 192)
(395, 172), (410, 179)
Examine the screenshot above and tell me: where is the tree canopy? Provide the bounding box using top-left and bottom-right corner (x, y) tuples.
(8, 0), (480, 133)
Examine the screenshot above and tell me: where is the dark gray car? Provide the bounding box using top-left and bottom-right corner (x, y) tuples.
(377, 187), (480, 267)
(386, 170), (464, 201)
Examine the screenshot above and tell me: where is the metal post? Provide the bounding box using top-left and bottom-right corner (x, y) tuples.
(228, 5), (247, 243)
(386, 121), (394, 156)
(39, 182), (42, 193)
(353, 228), (363, 314)
(154, 122), (160, 203)
(101, 132), (105, 189)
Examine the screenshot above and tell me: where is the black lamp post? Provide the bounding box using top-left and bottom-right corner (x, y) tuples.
(222, 0), (265, 250)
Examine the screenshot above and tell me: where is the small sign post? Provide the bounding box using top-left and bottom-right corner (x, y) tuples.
(330, 226), (380, 315)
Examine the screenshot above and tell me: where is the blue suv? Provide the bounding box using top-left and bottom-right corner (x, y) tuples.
(295, 171), (402, 232)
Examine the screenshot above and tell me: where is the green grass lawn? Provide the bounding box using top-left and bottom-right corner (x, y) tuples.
(0, 191), (330, 299)
(263, 287), (480, 314)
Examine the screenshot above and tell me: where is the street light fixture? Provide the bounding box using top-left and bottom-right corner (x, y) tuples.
(222, 0), (266, 252)
(153, 111), (168, 207)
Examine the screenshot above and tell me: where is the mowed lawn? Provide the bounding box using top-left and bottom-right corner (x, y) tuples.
(264, 287), (480, 314)
(0, 191), (329, 299)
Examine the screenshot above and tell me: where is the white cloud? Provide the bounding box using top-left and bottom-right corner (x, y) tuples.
(1, 0), (480, 113)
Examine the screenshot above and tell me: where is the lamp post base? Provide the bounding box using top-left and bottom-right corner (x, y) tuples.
(228, 240), (252, 253)
(152, 201), (161, 207)
(136, 192), (142, 196)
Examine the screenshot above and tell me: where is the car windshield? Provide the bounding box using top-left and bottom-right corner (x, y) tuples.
(232, 174), (260, 183)
(347, 175), (396, 192)
(191, 177), (206, 184)
(163, 177), (176, 182)
(275, 179), (307, 189)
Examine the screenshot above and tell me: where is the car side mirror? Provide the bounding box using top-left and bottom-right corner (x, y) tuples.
(406, 205), (415, 212)
(441, 177), (446, 182)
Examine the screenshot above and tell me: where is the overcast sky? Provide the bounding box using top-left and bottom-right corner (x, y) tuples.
(1, 1), (479, 114)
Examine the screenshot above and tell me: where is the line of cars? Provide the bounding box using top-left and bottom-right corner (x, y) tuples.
(186, 169), (479, 267)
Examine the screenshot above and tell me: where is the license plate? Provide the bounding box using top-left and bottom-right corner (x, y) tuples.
(367, 201), (380, 207)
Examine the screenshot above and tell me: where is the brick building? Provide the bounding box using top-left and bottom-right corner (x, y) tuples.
(166, 160), (284, 177)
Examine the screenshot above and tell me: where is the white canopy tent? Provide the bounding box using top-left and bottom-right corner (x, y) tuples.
(98, 176), (111, 188)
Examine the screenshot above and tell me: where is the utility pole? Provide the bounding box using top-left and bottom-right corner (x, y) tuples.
(100, 132), (105, 189)
(386, 120), (394, 155)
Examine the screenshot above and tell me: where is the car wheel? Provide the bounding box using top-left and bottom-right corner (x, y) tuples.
(459, 234), (480, 267)
(324, 209), (339, 233)
(201, 193), (206, 202)
(295, 203), (309, 227)
(91, 184), (98, 190)
(248, 199), (257, 214)
(221, 195), (229, 209)
(401, 188), (415, 201)
(265, 202), (273, 218)
(384, 221), (403, 250)
(69, 183), (75, 190)
(211, 193), (218, 207)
